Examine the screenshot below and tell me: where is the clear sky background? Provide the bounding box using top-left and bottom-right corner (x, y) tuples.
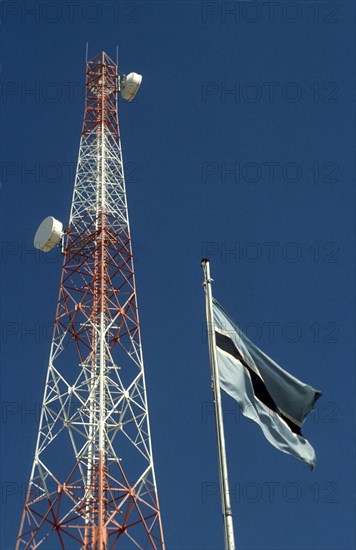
(1, 1), (355, 549)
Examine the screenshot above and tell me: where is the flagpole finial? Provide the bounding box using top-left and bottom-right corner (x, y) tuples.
(201, 258), (212, 285)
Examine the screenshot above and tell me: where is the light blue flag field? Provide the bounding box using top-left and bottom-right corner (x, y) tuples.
(213, 299), (322, 468)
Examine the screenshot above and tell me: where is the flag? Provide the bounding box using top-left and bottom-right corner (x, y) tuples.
(213, 299), (321, 468)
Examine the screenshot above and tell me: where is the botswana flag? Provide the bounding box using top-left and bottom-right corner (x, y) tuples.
(213, 299), (321, 468)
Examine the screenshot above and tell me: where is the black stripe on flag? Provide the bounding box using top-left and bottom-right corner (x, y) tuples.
(215, 331), (302, 436)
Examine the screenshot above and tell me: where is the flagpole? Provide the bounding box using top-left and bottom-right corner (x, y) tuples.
(202, 258), (236, 550)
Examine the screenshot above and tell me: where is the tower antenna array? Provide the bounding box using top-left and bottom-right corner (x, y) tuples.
(17, 51), (164, 549)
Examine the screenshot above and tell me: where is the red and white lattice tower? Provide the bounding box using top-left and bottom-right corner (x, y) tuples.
(17, 51), (165, 549)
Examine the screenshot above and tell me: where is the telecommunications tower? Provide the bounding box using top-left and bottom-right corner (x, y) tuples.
(17, 52), (164, 549)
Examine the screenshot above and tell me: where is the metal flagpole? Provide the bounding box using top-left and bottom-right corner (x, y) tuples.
(202, 258), (236, 550)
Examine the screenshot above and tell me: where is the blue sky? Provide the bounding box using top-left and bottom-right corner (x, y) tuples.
(1, 1), (355, 549)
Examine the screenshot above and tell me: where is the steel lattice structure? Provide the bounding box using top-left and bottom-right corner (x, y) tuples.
(17, 52), (165, 549)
